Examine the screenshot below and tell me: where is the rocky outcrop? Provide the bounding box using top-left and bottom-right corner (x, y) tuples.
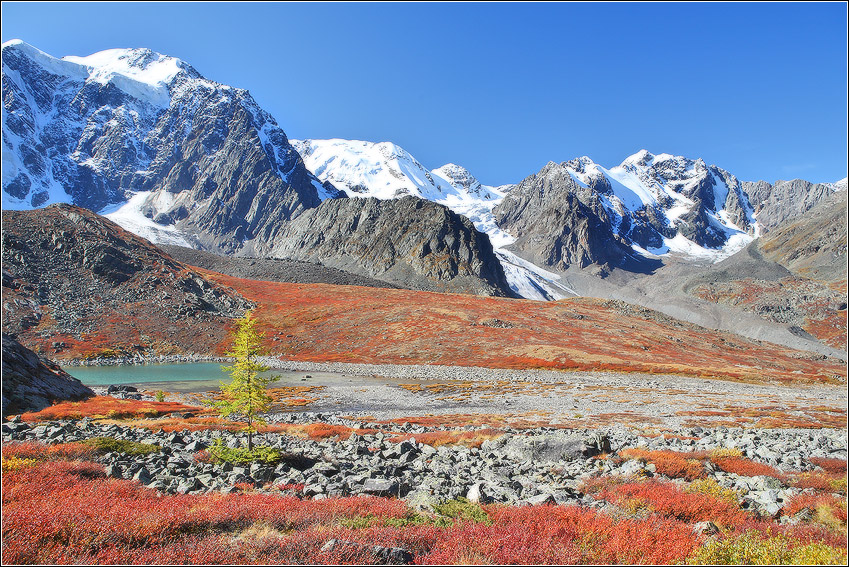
(2, 204), (252, 359)
(160, 245), (401, 290)
(757, 189), (848, 282)
(252, 196), (513, 296)
(2, 334), (94, 416)
(494, 162), (647, 273)
(742, 178), (843, 232)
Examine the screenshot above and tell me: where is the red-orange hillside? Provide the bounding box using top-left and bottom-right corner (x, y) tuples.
(202, 271), (846, 385)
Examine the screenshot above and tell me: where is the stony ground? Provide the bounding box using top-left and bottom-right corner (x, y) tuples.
(150, 359), (846, 431)
(4, 412), (846, 518)
(5, 362), (847, 565)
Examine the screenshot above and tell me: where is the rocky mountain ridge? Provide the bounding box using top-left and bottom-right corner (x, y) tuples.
(2, 204), (252, 358)
(2, 41), (513, 296)
(2, 40), (339, 253)
(2, 40), (845, 303)
(248, 196), (512, 296)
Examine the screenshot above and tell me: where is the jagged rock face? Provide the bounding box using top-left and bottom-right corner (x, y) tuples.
(2, 334), (94, 416)
(2, 204), (252, 359)
(2, 41), (333, 252)
(494, 151), (759, 271)
(743, 178), (844, 232)
(757, 189), (848, 282)
(253, 196), (513, 296)
(625, 152), (752, 223)
(494, 165), (635, 271)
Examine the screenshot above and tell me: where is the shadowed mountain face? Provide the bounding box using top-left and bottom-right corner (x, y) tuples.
(2, 334), (94, 416)
(250, 196), (514, 297)
(685, 191), (848, 351)
(2, 204), (252, 359)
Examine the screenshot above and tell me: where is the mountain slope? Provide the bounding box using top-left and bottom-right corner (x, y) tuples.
(2, 204), (252, 358)
(293, 138), (583, 300)
(3, 41), (517, 297)
(684, 189), (847, 350)
(494, 151), (759, 274)
(248, 196), (512, 296)
(742, 177), (846, 232)
(2, 40), (337, 253)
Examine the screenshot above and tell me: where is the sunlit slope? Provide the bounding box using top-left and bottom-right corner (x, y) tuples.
(201, 271), (846, 385)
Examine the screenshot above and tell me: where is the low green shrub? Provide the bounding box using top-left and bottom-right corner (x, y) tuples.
(432, 497), (493, 525)
(206, 439), (287, 466)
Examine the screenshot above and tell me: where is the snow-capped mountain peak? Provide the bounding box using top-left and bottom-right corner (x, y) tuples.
(2, 40), (328, 251)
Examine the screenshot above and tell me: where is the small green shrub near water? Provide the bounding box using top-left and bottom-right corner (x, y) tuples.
(207, 439), (287, 466)
(83, 437), (161, 456)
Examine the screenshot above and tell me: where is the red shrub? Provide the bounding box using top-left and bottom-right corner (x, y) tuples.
(619, 448), (707, 480)
(712, 456), (784, 479)
(3, 441), (97, 462)
(419, 505), (701, 564)
(600, 480), (753, 528)
(783, 494), (848, 526)
(790, 470), (846, 493)
(21, 396), (202, 422)
(810, 457), (848, 474)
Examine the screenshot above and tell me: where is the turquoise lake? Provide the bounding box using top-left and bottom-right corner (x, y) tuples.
(63, 363), (279, 392)
(61, 363), (368, 393)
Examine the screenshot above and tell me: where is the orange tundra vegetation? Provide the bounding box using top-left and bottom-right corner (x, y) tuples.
(19, 397), (203, 422)
(3, 443), (845, 565)
(191, 272), (845, 385)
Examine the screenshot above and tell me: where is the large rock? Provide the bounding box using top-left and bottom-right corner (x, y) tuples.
(1, 333), (94, 416)
(500, 432), (611, 463)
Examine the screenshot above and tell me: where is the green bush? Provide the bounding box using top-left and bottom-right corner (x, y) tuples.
(207, 439), (287, 466)
(83, 437), (161, 456)
(432, 497), (493, 525)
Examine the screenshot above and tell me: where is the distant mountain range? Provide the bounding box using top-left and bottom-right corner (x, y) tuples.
(3, 40), (846, 305)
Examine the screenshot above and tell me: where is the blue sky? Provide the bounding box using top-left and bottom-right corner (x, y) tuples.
(2, 2), (847, 185)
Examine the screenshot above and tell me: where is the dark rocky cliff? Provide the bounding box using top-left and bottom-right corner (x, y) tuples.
(2, 334), (94, 416)
(2, 204), (252, 359)
(254, 196), (514, 296)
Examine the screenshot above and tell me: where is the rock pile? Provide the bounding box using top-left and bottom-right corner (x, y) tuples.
(3, 413), (844, 519)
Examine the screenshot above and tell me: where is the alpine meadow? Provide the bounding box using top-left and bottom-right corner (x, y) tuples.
(1, 3), (846, 566)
